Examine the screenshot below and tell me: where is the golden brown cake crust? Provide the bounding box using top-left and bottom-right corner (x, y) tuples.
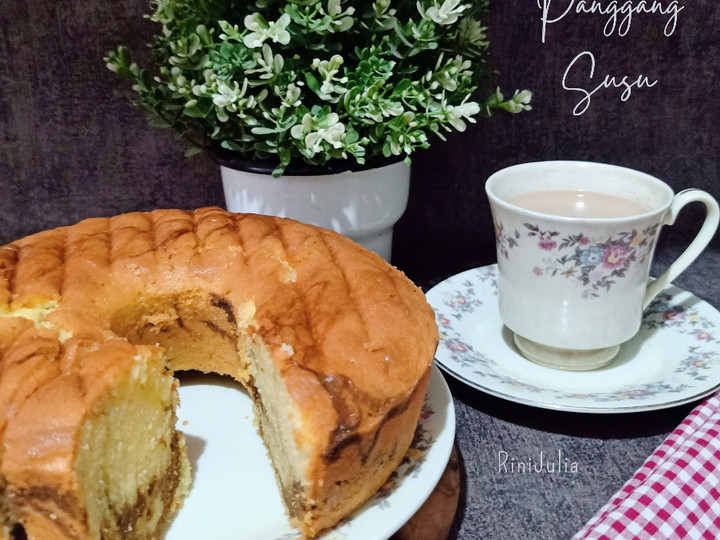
(0, 207), (438, 538)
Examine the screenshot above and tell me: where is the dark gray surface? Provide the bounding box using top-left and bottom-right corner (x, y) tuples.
(446, 374), (698, 540)
(2, 1), (719, 539)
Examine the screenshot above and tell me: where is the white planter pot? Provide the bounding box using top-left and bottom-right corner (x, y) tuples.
(220, 160), (411, 262)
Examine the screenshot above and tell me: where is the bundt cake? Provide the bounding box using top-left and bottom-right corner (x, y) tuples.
(0, 207), (438, 539)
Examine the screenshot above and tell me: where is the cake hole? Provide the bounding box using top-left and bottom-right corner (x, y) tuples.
(10, 523), (26, 540)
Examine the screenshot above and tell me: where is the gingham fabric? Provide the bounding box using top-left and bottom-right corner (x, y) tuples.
(573, 392), (720, 539)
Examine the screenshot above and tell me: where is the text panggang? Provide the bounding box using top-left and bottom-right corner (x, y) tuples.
(539, 0), (685, 42)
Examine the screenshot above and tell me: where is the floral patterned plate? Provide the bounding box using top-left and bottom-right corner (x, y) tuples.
(426, 264), (720, 413)
(166, 365), (455, 540)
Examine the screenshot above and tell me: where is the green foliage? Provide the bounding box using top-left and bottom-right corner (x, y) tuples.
(106, 0), (531, 175)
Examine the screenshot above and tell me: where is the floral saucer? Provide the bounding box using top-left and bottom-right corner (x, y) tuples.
(426, 264), (720, 413)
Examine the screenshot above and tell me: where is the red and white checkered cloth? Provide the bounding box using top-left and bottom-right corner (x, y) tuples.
(574, 392), (720, 539)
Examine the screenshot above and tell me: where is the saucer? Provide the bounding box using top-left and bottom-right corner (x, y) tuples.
(426, 264), (720, 413)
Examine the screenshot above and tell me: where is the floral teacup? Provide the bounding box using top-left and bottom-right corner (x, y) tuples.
(486, 161), (719, 371)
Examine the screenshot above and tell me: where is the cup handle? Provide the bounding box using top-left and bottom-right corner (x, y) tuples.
(643, 189), (720, 308)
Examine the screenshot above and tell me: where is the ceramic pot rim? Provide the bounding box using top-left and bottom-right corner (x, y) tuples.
(212, 149), (404, 176)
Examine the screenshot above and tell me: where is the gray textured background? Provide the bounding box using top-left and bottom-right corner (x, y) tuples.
(2, 1), (719, 539)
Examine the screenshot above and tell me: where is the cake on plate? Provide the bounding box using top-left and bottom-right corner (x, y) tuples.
(0, 207), (438, 539)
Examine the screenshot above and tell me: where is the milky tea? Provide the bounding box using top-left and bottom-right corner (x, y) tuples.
(506, 189), (651, 218)
(486, 161), (719, 371)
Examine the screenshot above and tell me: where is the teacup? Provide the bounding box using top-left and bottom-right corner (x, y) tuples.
(485, 161), (719, 371)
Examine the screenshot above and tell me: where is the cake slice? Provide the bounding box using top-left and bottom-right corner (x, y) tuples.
(0, 338), (190, 539)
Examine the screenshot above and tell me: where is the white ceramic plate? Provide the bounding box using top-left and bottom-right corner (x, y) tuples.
(426, 264), (720, 413)
(166, 365), (455, 540)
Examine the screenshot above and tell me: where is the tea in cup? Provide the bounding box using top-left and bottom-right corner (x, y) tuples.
(485, 161), (719, 371)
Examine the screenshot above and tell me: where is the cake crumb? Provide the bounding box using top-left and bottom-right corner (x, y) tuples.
(280, 261), (297, 283)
